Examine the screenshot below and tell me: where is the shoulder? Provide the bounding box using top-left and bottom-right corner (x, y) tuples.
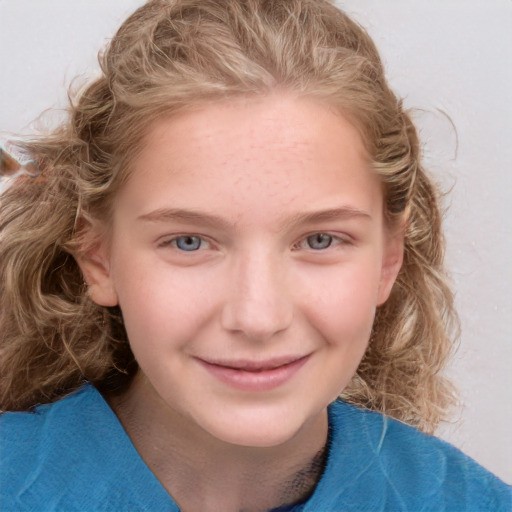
(1, 384), (103, 469)
(304, 400), (512, 512)
(0, 384), (176, 512)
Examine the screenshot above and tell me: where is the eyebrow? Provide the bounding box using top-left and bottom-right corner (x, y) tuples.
(137, 208), (233, 230)
(137, 206), (371, 230)
(282, 207), (372, 230)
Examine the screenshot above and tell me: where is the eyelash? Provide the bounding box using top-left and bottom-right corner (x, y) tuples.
(158, 234), (212, 252)
(292, 232), (351, 251)
(158, 232), (350, 252)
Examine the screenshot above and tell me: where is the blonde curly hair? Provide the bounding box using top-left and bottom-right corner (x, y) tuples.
(0, 0), (457, 432)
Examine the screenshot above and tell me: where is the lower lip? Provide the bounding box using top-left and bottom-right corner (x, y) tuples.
(197, 356), (310, 392)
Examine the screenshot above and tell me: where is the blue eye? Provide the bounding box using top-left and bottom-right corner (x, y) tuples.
(174, 235), (203, 251)
(306, 233), (333, 250)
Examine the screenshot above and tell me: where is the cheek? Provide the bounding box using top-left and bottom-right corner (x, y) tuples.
(296, 261), (382, 335)
(112, 261), (221, 351)
(309, 267), (380, 386)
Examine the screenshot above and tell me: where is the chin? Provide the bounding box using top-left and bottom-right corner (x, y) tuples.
(213, 423), (301, 448)
(199, 406), (316, 449)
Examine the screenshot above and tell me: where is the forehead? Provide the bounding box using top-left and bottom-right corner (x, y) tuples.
(117, 93), (382, 225)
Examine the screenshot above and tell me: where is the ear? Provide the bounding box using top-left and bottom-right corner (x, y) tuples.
(377, 227), (404, 306)
(75, 225), (119, 307)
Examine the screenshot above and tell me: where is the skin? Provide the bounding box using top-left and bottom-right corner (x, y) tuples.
(79, 93), (403, 512)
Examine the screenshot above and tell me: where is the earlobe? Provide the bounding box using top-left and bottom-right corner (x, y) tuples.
(76, 235), (119, 308)
(377, 230), (404, 306)
(84, 273), (119, 308)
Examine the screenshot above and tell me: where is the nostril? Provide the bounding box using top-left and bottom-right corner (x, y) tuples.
(220, 296), (293, 341)
(220, 255), (293, 340)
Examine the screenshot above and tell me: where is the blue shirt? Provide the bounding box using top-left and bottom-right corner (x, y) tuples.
(1, 384), (510, 511)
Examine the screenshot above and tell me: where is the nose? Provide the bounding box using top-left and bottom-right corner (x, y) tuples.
(220, 251), (293, 342)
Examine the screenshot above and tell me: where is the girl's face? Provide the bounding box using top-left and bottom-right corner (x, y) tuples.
(84, 93), (402, 447)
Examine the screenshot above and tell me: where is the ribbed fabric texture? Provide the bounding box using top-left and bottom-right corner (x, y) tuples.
(1, 384), (510, 511)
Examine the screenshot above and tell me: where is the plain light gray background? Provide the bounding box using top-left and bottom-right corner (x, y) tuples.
(1, 0), (511, 482)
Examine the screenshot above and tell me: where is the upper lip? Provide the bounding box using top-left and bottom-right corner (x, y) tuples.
(197, 354), (309, 372)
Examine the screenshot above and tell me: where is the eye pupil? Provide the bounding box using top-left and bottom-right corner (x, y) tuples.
(307, 233), (332, 250)
(176, 235), (201, 251)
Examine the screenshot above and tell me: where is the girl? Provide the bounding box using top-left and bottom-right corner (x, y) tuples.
(1, 1), (510, 510)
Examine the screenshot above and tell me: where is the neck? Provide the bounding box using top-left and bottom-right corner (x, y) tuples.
(107, 373), (328, 512)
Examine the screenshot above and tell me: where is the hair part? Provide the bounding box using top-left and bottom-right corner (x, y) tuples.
(0, 0), (457, 432)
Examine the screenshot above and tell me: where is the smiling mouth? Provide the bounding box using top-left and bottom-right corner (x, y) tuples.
(201, 354), (308, 370)
(196, 355), (311, 391)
